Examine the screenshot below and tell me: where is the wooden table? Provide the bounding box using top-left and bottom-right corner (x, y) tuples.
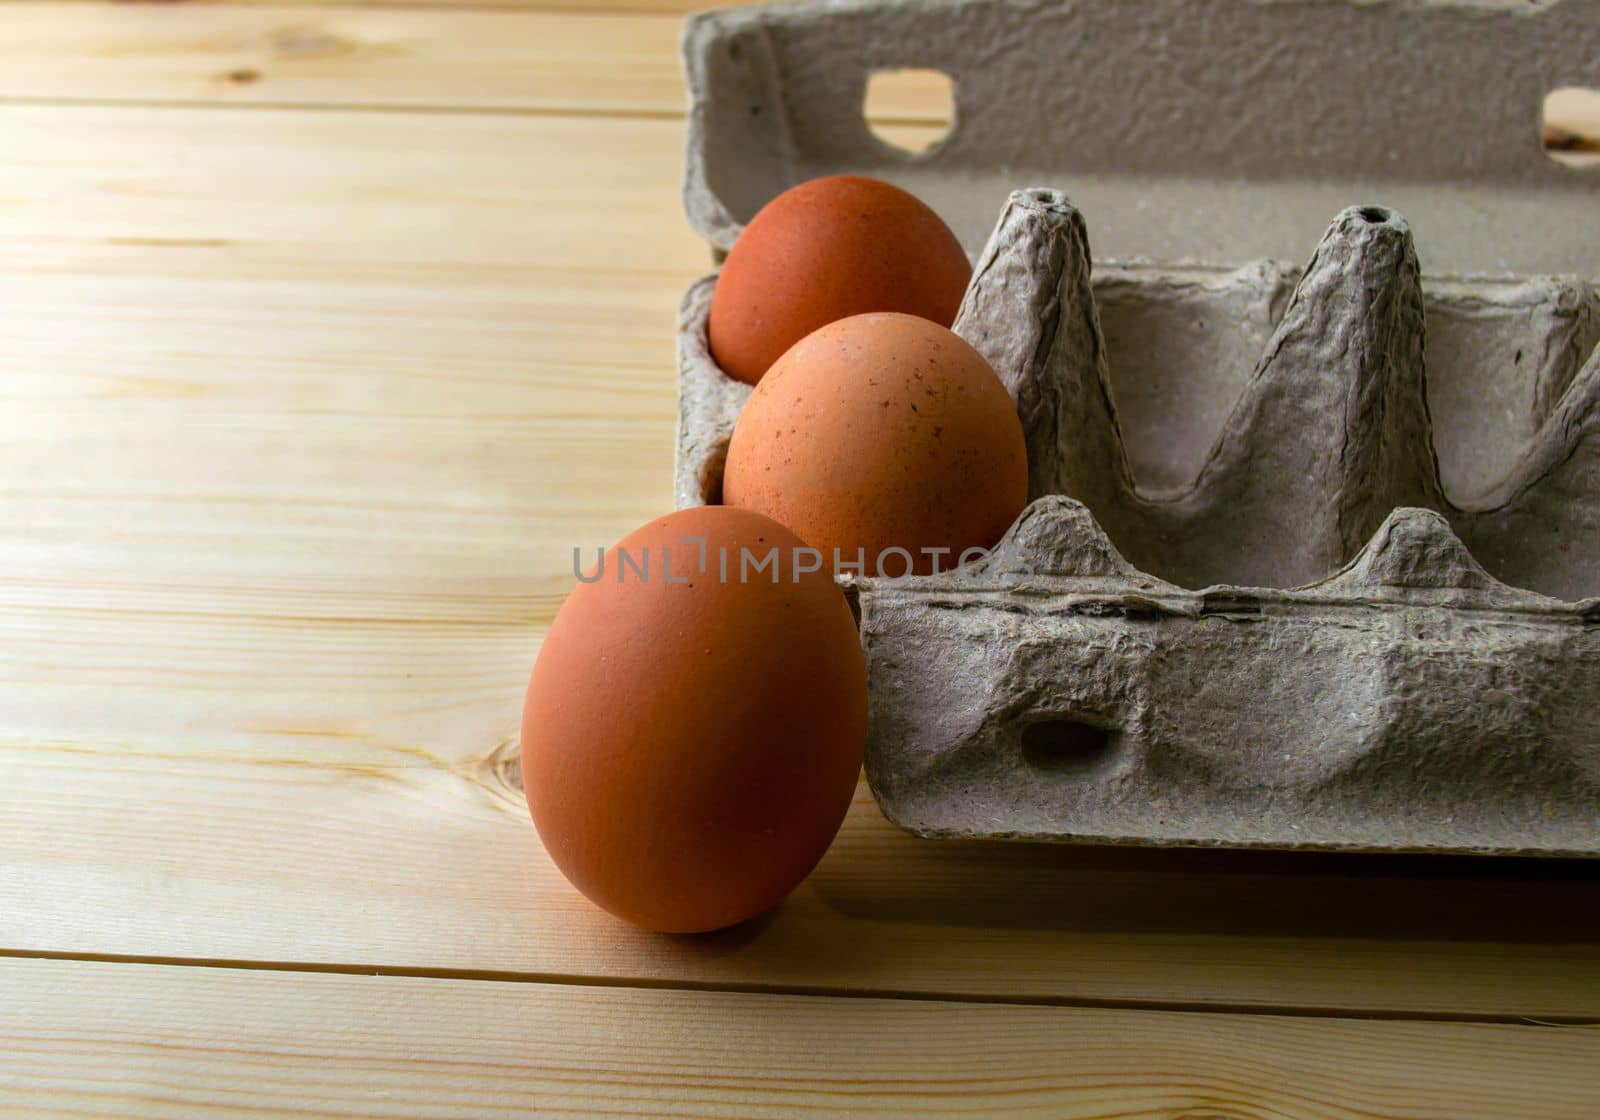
(2, 3), (1597, 1116)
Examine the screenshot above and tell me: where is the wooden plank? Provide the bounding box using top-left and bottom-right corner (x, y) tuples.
(5, 749), (1600, 1020)
(2, 105), (1598, 1019)
(3, 957), (1598, 1119)
(0, 104), (707, 271)
(0, 6), (688, 114)
(0, 5), (954, 124)
(0, 107), (698, 778)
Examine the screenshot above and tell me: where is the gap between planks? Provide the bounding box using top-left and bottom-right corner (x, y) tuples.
(0, 95), (688, 119)
(2, 946), (1598, 1028)
(4, 955), (1597, 1120)
(63, 0), (753, 13)
(36, 0), (1547, 13)
(0, 96), (950, 134)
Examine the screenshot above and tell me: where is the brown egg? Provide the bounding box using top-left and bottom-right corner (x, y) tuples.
(723, 312), (1028, 577)
(708, 175), (972, 385)
(521, 505), (866, 933)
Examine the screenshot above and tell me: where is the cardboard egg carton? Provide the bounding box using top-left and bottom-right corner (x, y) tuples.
(676, 0), (1600, 854)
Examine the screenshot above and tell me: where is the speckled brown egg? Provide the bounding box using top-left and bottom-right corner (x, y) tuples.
(521, 505), (866, 933)
(722, 312), (1028, 577)
(708, 175), (972, 385)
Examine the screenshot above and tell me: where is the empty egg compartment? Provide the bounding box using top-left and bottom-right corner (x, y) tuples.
(952, 191), (1600, 602)
(855, 189), (1600, 855)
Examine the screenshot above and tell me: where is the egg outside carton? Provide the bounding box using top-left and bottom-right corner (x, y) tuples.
(673, 188), (1600, 856)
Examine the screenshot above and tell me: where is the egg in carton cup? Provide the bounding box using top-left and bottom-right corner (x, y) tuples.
(674, 0), (1600, 855)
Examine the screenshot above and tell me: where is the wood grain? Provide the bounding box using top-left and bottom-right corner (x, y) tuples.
(0, 4), (953, 125)
(0, 5), (688, 114)
(0, 103), (705, 268)
(2, 102), (1599, 1020)
(7, 739), (1600, 1020)
(4, 957), (1599, 1119)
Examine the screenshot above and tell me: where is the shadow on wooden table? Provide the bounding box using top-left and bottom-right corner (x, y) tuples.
(795, 793), (1600, 943)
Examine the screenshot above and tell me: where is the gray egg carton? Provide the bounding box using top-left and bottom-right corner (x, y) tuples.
(676, 0), (1600, 854)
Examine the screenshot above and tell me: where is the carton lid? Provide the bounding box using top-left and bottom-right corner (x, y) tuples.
(683, 0), (1600, 276)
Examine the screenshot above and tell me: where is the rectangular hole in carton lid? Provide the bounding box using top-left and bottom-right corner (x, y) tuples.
(1543, 87), (1600, 169)
(863, 69), (954, 155)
